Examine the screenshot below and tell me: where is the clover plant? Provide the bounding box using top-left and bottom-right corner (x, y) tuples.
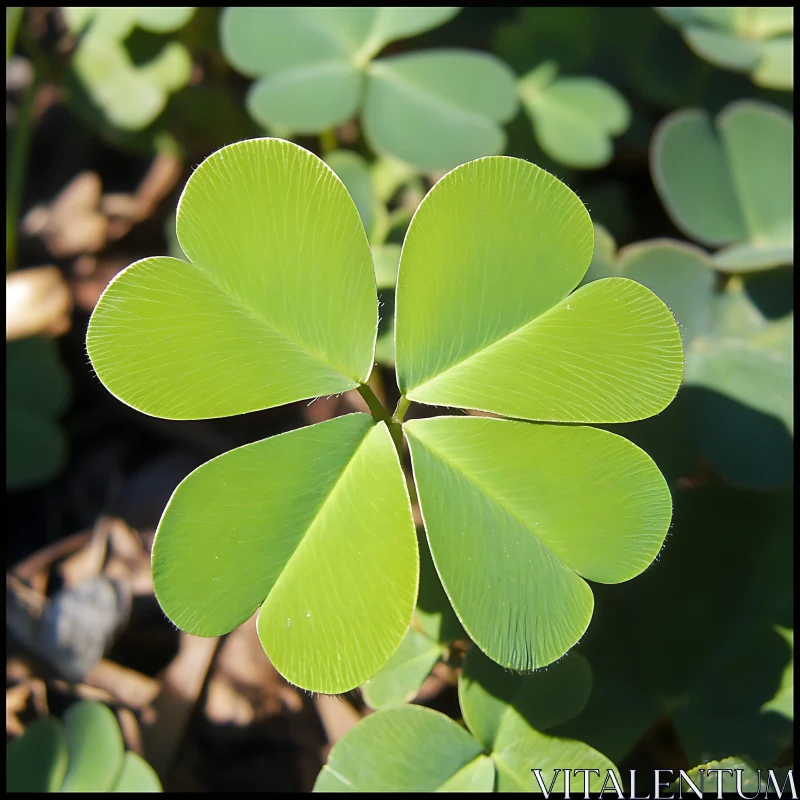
(657, 7), (794, 90)
(651, 100), (793, 271)
(219, 7), (518, 172)
(315, 647), (616, 792)
(585, 229), (793, 489)
(6, 700), (161, 792)
(63, 6), (196, 130)
(86, 137), (683, 694)
(518, 61), (631, 169)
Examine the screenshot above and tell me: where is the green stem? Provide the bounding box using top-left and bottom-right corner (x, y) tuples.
(319, 128), (337, 157)
(358, 383), (404, 456)
(357, 383), (391, 425)
(393, 395), (411, 423)
(6, 70), (37, 271)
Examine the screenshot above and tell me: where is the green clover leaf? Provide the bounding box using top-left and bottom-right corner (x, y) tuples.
(657, 7), (793, 90)
(87, 139), (683, 693)
(314, 670), (617, 793)
(6, 701), (161, 792)
(651, 100), (793, 271)
(63, 7), (196, 131)
(220, 7), (518, 171)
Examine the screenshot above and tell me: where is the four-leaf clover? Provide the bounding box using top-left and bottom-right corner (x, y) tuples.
(86, 138), (683, 693)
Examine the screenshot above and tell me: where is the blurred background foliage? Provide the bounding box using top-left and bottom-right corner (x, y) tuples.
(6, 6), (793, 792)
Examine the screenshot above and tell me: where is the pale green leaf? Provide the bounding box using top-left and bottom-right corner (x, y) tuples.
(520, 72), (631, 169)
(361, 627), (444, 709)
(358, 8), (461, 61)
(651, 109), (747, 247)
(718, 101), (793, 249)
(753, 36), (793, 90)
(326, 150), (378, 236)
(313, 706), (490, 792)
(406, 416), (672, 670)
(651, 101), (793, 267)
(153, 414), (418, 694)
(761, 627), (793, 721)
(112, 752), (162, 792)
(683, 26), (762, 71)
(671, 758), (762, 796)
(459, 646), (592, 750)
(492, 709), (617, 793)
(60, 702), (125, 792)
(247, 63), (363, 133)
(364, 51), (518, 171)
(396, 157), (682, 423)
(87, 139), (377, 420)
(6, 718), (68, 792)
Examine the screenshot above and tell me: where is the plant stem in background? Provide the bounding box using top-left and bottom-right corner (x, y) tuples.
(319, 128), (338, 156)
(6, 7), (23, 61)
(358, 383), (404, 455)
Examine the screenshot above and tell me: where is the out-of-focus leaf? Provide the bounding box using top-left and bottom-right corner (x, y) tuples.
(112, 752), (162, 792)
(70, 34), (192, 130)
(363, 51), (518, 172)
(7, 336), (70, 491)
(63, 7), (195, 39)
(6, 718), (68, 792)
(326, 150), (378, 237)
(657, 7), (794, 90)
(670, 758), (762, 796)
(583, 234), (793, 489)
(651, 101), (793, 270)
(519, 62), (631, 169)
(60, 701), (125, 792)
(152, 414), (418, 694)
(761, 627), (793, 721)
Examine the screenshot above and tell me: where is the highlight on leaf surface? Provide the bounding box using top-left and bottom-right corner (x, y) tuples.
(152, 414), (418, 694)
(395, 155), (684, 423)
(87, 138), (378, 420)
(220, 7), (519, 171)
(651, 100), (793, 271)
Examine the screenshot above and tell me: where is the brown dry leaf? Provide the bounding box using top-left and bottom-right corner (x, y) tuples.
(205, 676), (255, 726)
(117, 706), (144, 755)
(101, 150), (182, 240)
(70, 255), (128, 312)
(85, 659), (160, 710)
(57, 517), (109, 588)
(6, 266), (72, 340)
(141, 633), (220, 778)
(314, 694), (361, 748)
(22, 172), (108, 257)
(6, 682), (32, 735)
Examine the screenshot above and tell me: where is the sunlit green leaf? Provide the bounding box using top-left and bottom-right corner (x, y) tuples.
(761, 627), (793, 721)
(313, 706), (491, 792)
(87, 138), (377, 420)
(153, 414), (418, 693)
(396, 156), (683, 422)
(406, 416), (672, 670)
